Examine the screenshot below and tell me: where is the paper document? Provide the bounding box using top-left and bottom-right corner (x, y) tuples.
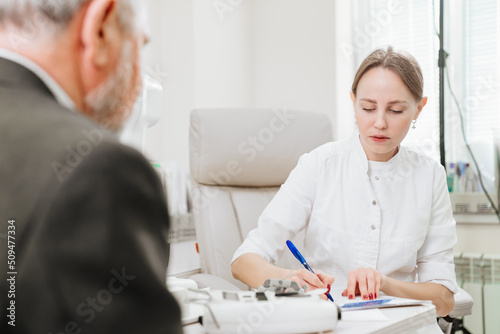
(330, 286), (432, 312)
(340, 308), (387, 321)
(341, 297), (432, 311)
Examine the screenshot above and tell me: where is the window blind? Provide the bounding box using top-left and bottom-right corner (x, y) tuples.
(464, 0), (499, 142)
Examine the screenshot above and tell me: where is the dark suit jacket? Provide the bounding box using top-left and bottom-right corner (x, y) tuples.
(0, 58), (182, 333)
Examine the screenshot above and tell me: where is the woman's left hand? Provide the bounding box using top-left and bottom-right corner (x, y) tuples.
(341, 267), (386, 300)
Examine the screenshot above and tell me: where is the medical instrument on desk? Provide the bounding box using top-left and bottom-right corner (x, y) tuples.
(286, 240), (335, 302)
(257, 278), (306, 295)
(166, 277), (203, 325)
(191, 279), (340, 334)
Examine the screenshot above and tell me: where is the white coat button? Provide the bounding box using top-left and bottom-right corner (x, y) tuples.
(375, 176), (379, 180)
(371, 225), (376, 230)
(372, 200), (377, 205)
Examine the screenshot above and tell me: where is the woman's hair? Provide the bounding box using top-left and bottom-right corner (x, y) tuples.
(0, 0), (144, 37)
(351, 46), (424, 101)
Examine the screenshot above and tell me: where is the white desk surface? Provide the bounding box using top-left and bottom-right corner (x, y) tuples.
(183, 302), (442, 334)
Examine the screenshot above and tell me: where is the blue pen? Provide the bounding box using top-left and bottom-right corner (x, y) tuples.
(286, 240), (334, 302)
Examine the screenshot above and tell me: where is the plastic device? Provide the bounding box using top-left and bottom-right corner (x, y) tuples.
(200, 279), (340, 334)
(119, 74), (163, 154)
(166, 277), (200, 324)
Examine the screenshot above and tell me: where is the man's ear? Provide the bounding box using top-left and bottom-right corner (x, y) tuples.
(80, 0), (118, 69)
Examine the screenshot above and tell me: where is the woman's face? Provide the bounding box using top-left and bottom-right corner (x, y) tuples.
(351, 67), (427, 162)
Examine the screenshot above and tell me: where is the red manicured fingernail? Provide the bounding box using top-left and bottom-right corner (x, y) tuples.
(369, 293), (373, 300)
(363, 295), (368, 300)
(324, 284), (331, 298)
(348, 294), (353, 299)
(375, 293), (378, 299)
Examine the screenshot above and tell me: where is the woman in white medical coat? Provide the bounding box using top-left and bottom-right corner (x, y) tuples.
(231, 46), (457, 317)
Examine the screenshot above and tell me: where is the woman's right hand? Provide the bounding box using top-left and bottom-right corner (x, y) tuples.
(290, 269), (335, 299)
(232, 253), (334, 295)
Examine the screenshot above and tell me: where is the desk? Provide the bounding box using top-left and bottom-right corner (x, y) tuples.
(182, 303), (442, 334)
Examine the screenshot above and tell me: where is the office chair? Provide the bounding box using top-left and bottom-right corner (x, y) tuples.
(188, 108), (333, 290)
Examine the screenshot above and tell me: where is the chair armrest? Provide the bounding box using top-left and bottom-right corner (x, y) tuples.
(449, 287), (474, 317)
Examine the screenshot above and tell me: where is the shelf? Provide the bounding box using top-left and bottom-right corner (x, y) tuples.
(454, 214), (500, 224)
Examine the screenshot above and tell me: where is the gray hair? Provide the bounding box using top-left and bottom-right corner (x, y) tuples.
(0, 0), (145, 38)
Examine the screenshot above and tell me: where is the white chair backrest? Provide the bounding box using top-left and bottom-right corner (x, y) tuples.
(189, 108), (333, 289)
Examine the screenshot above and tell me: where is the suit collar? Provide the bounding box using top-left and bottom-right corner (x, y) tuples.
(0, 49), (76, 110)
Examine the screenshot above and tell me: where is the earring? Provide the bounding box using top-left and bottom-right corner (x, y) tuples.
(412, 119), (417, 129)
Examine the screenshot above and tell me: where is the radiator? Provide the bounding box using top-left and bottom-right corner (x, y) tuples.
(455, 253), (500, 334)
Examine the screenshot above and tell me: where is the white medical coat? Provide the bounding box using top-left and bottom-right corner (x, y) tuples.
(232, 131), (458, 293)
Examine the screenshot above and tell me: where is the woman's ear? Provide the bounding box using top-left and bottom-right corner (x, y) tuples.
(350, 91), (356, 105)
(415, 96), (427, 120)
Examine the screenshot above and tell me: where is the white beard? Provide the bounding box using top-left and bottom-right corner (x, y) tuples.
(84, 40), (140, 132)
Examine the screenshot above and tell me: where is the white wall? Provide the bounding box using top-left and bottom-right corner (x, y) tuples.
(253, 0), (336, 129)
(193, 0), (255, 108)
(333, 1), (357, 140)
(142, 0), (195, 168)
(456, 224), (500, 254)
(251, 0), (356, 140)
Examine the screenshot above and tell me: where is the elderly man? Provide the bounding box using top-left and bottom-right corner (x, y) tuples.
(0, 1), (182, 333)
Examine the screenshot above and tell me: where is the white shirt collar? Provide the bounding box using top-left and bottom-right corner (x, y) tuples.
(350, 129), (403, 174)
(0, 48), (76, 110)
